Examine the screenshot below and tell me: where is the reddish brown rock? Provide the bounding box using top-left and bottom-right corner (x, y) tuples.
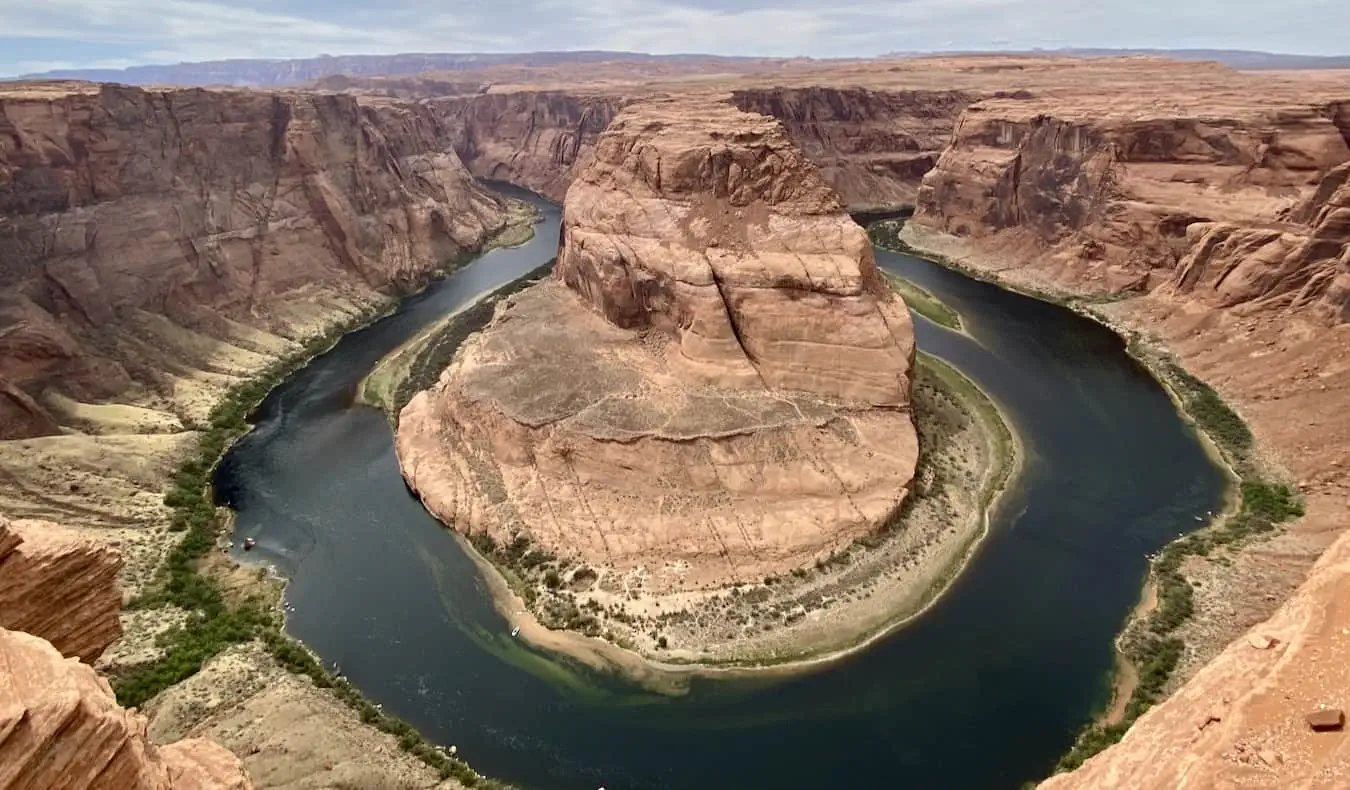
(729, 87), (975, 208)
(1305, 708), (1346, 732)
(1162, 161), (1350, 322)
(436, 90), (627, 201)
(398, 97), (917, 597)
(0, 514), (123, 662)
(0, 81), (516, 438)
(556, 96), (916, 406)
(912, 91), (1350, 310)
(0, 627), (252, 790)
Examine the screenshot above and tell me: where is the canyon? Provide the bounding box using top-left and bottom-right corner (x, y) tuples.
(0, 53), (1348, 789)
(396, 97), (948, 660)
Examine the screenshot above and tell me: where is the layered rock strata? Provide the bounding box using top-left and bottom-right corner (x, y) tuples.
(0, 81), (515, 439)
(729, 87), (976, 208)
(912, 94), (1350, 313)
(398, 97), (918, 594)
(0, 627), (252, 790)
(0, 514), (122, 662)
(435, 90), (628, 201)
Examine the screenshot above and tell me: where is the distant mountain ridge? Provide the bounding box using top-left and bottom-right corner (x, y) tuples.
(887, 47), (1350, 69)
(11, 51), (794, 87)
(11, 47), (1349, 87)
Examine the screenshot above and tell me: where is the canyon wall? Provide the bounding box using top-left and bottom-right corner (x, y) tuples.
(430, 85), (975, 210)
(912, 95), (1350, 315)
(434, 91), (628, 200)
(730, 87), (977, 208)
(398, 96), (918, 604)
(0, 82), (515, 439)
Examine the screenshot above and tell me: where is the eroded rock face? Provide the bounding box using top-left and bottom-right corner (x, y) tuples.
(398, 97), (917, 594)
(730, 87), (976, 208)
(0, 627), (252, 790)
(0, 82), (514, 438)
(913, 97), (1350, 309)
(0, 514), (122, 662)
(1162, 161), (1350, 322)
(556, 97), (916, 406)
(436, 90), (627, 201)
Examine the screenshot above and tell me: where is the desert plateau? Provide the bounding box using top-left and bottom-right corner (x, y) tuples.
(1, 24), (1348, 790)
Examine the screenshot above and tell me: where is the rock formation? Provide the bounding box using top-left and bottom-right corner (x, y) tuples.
(435, 90), (628, 201)
(912, 93), (1350, 310)
(729, 87), (975, 208)
(0, 81), (516, 439)
(0, 514), (122, 662)
(398, 97), (917, 594)
(1161, 160), (1350, 322)
(432, 85), (976, 209)
(0, 627), (252, 790)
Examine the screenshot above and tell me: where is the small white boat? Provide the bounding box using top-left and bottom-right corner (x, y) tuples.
(510, 626), (520, 637)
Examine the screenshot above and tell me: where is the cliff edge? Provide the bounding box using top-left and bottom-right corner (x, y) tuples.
(396, 96), (919, 656)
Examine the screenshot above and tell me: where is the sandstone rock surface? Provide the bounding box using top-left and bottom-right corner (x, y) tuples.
(913, 89), (1350, 313)
(0, 514), (122, 662)
(0, 627), (252, 790)
(0, 81), (515, 438)
(398, 97), (917, 594)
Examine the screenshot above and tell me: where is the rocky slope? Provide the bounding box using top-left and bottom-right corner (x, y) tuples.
(729, 87), (976, 208)
(1, 627), (252, 790)
(398, 97), (917, 610)
(0, 514), (122, 662)
(885, 69), (1350, 788)
(430, 84), (977, 209)
(0, 81), (516, 439)
(912, 92), (1350, 307)
(433, 90), (628, 200)
(1160, 160), (1350, 322)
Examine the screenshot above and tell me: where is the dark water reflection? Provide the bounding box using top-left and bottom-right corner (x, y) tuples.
(216, 187), (1226, 790)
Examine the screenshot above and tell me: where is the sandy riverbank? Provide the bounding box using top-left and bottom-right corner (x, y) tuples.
(401, 343), (1021, 686)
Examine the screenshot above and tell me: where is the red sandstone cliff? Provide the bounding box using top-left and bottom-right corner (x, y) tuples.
(0, 82), (515, 439)
(729, 87), (976, 208)
(433, 91), (628, 201)
(428, 85), (975, 210)
(1, 627), (252, 790)
(912, 95), (1350, 312)
(398, 97), (918, 604)
(0, 514), (122, 663)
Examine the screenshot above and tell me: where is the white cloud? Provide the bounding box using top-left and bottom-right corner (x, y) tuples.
(0, 0), (1346, 77)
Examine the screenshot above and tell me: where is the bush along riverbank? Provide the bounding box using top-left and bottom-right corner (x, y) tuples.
(871, 222), (1306, 778)
(115, 267), (527, 788)
(1050, 350), (1304, 773)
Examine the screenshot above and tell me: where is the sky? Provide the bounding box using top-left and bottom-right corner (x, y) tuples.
(1, 0), (1346, 77)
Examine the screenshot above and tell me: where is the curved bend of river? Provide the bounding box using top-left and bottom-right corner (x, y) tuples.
(215, 185), (1227, 790)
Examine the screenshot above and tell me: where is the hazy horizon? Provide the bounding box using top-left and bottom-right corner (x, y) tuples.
(2, 0), (1347, 79)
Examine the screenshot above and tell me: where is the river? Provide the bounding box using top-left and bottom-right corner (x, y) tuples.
(214, 185), (1227, 790)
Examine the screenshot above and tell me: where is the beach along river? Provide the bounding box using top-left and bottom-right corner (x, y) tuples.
(214, 185), (1227, 789)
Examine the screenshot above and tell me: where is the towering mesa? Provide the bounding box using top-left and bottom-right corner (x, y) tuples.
(397, 96), (918, 598)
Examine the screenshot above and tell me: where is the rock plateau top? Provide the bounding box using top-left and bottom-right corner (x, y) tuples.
(397, 96), (919, 602)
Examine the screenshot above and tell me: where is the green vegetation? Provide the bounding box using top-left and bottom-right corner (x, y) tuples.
(261, 630), (509, 788)
(118, 315), (377, 708)
(882, 271), (963, 331)
(1053, 351), (1303, 774)
(115, 248), (527, 786)
(865, 217), (919, 255)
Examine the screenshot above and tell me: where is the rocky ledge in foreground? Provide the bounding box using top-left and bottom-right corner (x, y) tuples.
(0, 627), (252, 790)
(397, 97), (920, 652)
(0, 514), (122, 663)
